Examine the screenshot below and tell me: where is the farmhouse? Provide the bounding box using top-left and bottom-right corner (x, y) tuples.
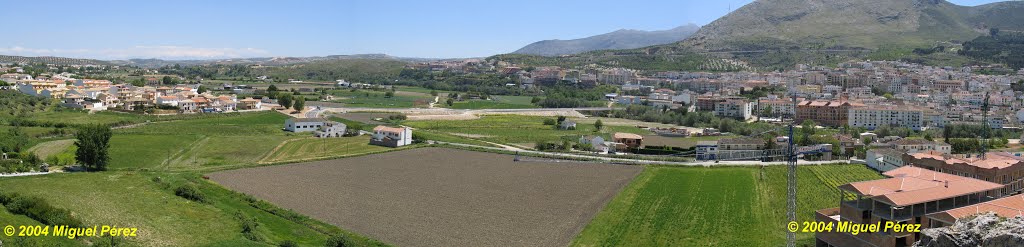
(370, 126), (412, 147)
(284, 118), (326, 132)
(613, 133), (643, 150)
(314, 121), (347, 138)
(238, 97), (262, 110)
(578, 135), (613, 153)
(559, 120), (577, 130)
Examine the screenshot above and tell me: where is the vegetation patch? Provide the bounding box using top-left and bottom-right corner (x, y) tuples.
(572, 165), (882, 246)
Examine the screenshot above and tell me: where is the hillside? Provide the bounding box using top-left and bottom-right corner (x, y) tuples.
(494, 0), (1024, 71)
(682, 0), (1024, 51)
(513, 24), (700, 56)
(0, 55), (112, 66)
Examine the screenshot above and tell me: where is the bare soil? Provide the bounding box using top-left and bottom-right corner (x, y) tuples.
(207, 148), (641, 247)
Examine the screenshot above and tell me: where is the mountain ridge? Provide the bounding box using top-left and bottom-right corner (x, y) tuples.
(512, 24), (700, 56)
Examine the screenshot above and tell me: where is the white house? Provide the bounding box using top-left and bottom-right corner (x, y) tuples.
(157, 96), (180, 106)
(284, 118), (326, 132)
(866, 148), (905, 172)
(370, 126), (412, 147)
(314, 121), (347, 138)
(579, 135), (612, 153)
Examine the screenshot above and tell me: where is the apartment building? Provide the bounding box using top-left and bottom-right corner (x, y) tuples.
(903, 151), (1024, 196)
(815, 166), (1003, 247)
(848, 105), (924, 130)
(796, 99), (863, 127)
(714, 99), (754, 120)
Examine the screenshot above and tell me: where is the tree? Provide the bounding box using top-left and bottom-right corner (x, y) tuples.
(761, 105), (773, 117)
(990, 28), (1000, 37)
(267, 84), (279, 92)
(594, 119), (603, 131)
(293, 97), (305, 112)
(446, 98), (454, 106)
(924, 133), (934, 141)
(161, 76), (173, 85)
(384, 91), (394, 98)
(531, 96), (541, 104)
(557, 116), (567, 124)
(278, 94), (293, 109)
(197, 85), (208, 94)
(75, 124), (112, 171)
(430, 90), (438, 97)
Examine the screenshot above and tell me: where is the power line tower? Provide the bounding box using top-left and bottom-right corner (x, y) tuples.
(786, 94), (798, 247)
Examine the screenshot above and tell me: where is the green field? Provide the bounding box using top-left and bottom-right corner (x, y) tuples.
(572, 165), (882, 247)
(166, 135), (297, 171)
(108, 134), (204, 170)
(260, 135), (392, 164)
(449, 95), (537, 109)
(0, 172), (386, 246)
(404, 115), (649, 144)
(326, 89), (434, 108)
(25, 139), (75, 159)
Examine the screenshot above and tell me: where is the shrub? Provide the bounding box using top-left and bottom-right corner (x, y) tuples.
(325, 235), (352, 247)
(174, 184), (206, 202)
(542, 118), (557, 125)
(236, 211), (263, 241)
(279, 240), (298, 247)
(0, 193), (83, 227)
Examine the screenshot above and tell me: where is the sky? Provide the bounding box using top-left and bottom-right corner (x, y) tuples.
(0, 0), (1009, 60)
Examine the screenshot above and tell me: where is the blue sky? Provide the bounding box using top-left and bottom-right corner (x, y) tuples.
(0, 0), (1007, 59)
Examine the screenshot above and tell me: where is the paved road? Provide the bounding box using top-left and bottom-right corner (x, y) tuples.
(437, 142), (852, 167)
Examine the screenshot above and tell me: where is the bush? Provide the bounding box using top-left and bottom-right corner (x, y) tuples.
(174, 184), (206, 202)
(0, 193), (84, 227)
(325, 235), (352, 247)
(279, 240), (298, 247)
(542, 118), (557, 125)
(236, 211), (263, 241)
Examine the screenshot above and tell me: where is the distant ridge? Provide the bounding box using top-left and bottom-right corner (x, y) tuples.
(512, 24), (700, 56)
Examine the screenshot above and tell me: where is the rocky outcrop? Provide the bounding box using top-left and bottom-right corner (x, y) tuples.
(915, 213), (1024, 247)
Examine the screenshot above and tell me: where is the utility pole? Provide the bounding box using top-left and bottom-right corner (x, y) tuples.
(981, 92), (990, 159)
(786, 94), (798, 247)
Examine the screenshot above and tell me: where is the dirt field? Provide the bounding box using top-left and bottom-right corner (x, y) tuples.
(208, 148), (642, 247)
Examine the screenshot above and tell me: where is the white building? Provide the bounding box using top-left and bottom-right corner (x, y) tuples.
(370, 126), (413, 147)
(314, 121), (347, 138)
(714, 99), (754, 120)
(848, 105), (924, 130)
(284, 118), (326, 132)
(866, 148), (905, 172)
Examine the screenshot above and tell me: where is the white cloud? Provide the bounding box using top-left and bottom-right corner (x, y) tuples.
(0, 46), (270, 59)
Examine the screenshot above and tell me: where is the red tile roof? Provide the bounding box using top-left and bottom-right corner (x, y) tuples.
(840, 166), (1002, 206)
(929, 194), (1024, 223)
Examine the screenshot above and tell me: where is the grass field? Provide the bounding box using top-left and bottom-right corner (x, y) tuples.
(0, 172), (383, 246)
(326, 89), (434, 108)
(166, 135), (297, 171)
(404, 115), (649, 144)
(449, 95), (537, 109)
(107, 134), (204, 170)
(25, 139), (75, 159)
(572, 165), (882, 247)
(259, 135), (392, 164)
